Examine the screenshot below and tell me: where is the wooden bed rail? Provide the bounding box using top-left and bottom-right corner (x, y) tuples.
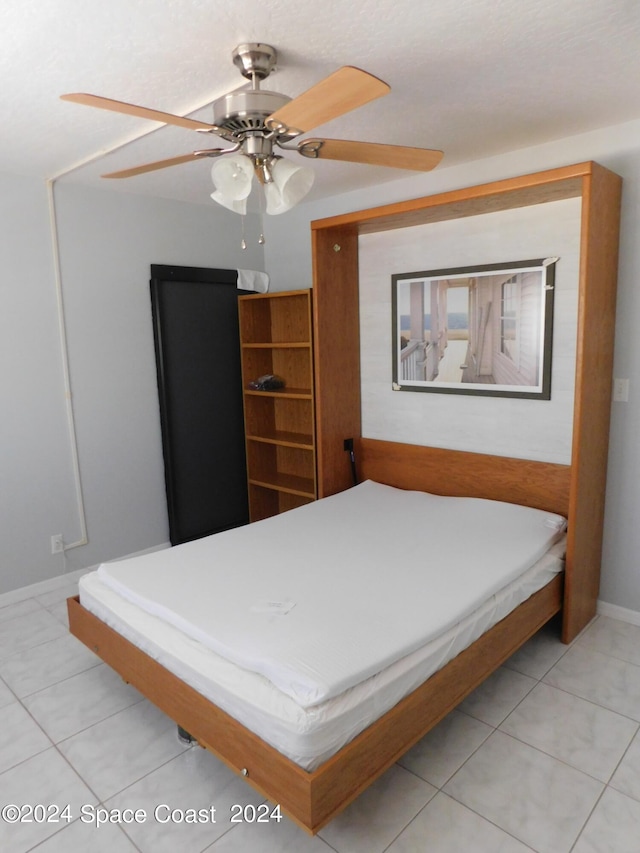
(68, 573), (562, 834)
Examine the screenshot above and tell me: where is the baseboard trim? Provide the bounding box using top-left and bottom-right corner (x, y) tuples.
(597, 599), (640, 627)
(0, 542), (171, 609)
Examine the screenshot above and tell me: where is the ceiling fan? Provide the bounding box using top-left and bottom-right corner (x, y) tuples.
(61, 43), (443, 214)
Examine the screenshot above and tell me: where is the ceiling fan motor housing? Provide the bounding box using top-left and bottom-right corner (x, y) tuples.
(215, 42), (298, 149)
(212, 88), (291, 135)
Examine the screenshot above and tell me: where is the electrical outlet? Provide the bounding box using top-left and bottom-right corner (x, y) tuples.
(51, 534), (64, 554)
(613, 378), (630, 402)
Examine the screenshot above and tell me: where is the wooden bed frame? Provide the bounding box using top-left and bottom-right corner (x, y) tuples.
(68, 161), (620, 834)
(68, 438), (570, 835)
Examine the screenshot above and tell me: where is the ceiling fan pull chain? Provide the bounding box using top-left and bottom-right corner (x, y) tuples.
(257, 180), (266, 246)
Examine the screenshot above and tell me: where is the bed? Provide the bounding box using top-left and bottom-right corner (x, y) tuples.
(67, 436), (571, 834)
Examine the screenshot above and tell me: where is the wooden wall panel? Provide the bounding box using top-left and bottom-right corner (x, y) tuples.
(563, 164), (622, 641)
(311, 226), (361, 497)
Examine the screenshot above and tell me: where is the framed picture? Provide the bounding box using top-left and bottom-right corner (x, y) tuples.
(391, 257), (557, 399)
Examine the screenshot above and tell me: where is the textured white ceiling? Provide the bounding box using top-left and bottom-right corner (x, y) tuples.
(3, 0), (640, 205)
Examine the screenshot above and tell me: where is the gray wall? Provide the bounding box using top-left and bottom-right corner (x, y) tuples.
(1, 177), (263, 593)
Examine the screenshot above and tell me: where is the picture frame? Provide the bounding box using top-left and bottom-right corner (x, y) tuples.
(391, 258), (557, 399)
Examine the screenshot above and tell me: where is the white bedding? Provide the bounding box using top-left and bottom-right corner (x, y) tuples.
(95, 480), (566, 707)
(80, 539), (564, 770)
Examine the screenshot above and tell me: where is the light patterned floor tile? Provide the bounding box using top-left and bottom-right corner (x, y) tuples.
(573, 787), (640, 852)
(106, 747), (264, 853)
(457, 666), (536, 726)
(207, 816), (335, 852)
(26, 818), (138, 852)
(577, 614), (640, 666)
(0, 609), (67, 661)
(544, 644), (640, 720)
(610, 729), (640, 802)
(59, 700), (192, 800)
(386, 792), (533, 852)
(398, 709), (492, 787)
(0, 701), (51, 773)
(0, 677), (15, 710)
(503, 617), (570, 679)
(35, 581), (81, 609)
(444, 731), (603, 852)
(0, 598), (43, 625)
(22, 663), (143, 742)
(318, 764), (436, 853)
(0, 632), (100, 698)
(500, 682), (638, 781)
(45, 601), (70, 628)
(0, 748), (96, 853)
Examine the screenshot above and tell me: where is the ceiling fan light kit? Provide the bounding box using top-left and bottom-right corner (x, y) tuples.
(264, 157), (315, 215)
(210, 154), (253, 200)
(61, 42), (443, 218)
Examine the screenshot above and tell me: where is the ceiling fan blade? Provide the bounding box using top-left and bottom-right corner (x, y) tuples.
(267, 67), (390, 134)
(102, 151), (219, 179)
(61, 93), (216, 133)
(298, 138), (444, 171)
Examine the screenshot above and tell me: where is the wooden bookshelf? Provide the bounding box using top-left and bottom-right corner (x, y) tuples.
(238, 290), (317, 521)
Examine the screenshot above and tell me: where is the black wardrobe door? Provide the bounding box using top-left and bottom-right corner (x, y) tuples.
(150, 265), (250, 544)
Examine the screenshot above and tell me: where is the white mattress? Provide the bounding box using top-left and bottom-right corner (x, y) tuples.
(79, 482), (566, 770)
(96, 480), (567, 707)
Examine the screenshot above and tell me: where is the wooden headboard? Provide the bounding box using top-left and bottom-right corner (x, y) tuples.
(313, 163), (622, 643)
(356, 438), (571, 519)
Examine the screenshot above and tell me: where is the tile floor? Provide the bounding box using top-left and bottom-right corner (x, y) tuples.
(1, 579), (640, 852)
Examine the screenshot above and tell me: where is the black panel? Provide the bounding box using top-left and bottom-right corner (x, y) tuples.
(150, 265), (250, 544)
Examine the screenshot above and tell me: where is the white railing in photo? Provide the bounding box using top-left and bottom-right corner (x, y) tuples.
(400, 341), (438, 382)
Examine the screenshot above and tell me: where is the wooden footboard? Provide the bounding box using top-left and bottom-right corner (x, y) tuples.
(68, 573), (562, 834)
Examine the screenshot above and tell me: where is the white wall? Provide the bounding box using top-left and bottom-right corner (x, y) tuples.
(263, 118), (640, 615)
(358, 201), (580, 463)
(1, 176), (263, 593)
(1, 175), (77, 591)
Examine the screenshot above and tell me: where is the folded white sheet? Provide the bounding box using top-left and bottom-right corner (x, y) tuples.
(97, 481), (566, 707)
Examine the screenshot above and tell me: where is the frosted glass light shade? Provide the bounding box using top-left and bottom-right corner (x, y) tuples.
(210, 191), (247, 214)
(210, 154), (253, 201)
(264, 158), (315, 215)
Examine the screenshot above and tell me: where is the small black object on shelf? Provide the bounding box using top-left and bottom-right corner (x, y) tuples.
(248, 374), (286, 391)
